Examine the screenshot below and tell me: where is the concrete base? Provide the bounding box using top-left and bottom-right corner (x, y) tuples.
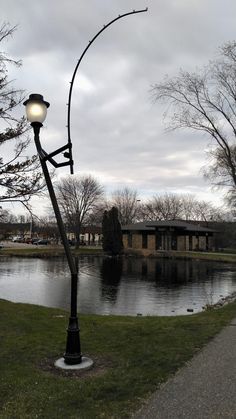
(54, 356), (93, 370)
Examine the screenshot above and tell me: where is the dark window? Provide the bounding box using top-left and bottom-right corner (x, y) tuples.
(171, 235), (177, 250)
(189, 236), (192, 251)
(142, 233), (148, 249)
(156, 233), (162, 250)
(128, 233), (132, 248)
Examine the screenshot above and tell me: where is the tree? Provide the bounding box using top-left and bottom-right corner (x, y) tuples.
(190, 199), (223, 222)
(0, 207), (10, 222)
(152, 41), (236, 204)
(33, 216), (60, 243)
(57, 174), (104, 245)
(140, 193), (223, 222)
(102, 206), (123, 255)
(0, 23), (44, 207)
(111, 187), (140, 225)
(86, 200), (109, 225)
(141, 193), (182, 221)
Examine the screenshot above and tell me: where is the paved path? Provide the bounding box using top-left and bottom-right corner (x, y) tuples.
(134, 318), (236, 419)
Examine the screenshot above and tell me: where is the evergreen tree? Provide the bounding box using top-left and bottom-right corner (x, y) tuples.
(102, 207), (123, 255)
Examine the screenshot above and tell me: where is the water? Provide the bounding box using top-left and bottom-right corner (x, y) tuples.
(1, 255), (236, 316)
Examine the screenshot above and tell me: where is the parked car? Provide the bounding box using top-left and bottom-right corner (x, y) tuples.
(67, 240), (86, 246)
(12, 236), (24, 243)
(31, 238), (39, 244)
(36, 239), (49, 245)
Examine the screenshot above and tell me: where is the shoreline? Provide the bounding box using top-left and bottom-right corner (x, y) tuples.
(1, 245), (236, 263)
(203, 291), (236, 311)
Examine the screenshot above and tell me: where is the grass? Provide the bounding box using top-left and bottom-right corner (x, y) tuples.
(144, 249), (236, 263)
(1, 299), (236, 418)
(170, 250), (236, 263)
(0, 246), (103, 258)
(2, 245), (236, 263)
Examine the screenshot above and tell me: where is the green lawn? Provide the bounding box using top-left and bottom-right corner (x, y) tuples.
(2, 246), (236, 263)
(1, 299), (236, 418)
(168, 250), (236, 263)
(0, 246), (103, 258)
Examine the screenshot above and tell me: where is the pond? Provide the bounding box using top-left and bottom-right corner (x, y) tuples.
(1, 255), (236, 316)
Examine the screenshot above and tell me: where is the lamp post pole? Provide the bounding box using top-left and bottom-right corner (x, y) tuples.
(24, 94), (81, 365)
(23, 8), (148, 367)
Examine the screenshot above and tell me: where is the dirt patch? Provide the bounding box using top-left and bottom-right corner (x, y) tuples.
(38, 355), (114, 379)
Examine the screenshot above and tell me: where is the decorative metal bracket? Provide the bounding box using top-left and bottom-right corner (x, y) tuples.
(40, 142), (73, 168)
(66, 7), (148, 174)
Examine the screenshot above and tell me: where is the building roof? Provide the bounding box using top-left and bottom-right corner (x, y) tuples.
(122, 222), (155, 231)
(122, 220), (215, 233)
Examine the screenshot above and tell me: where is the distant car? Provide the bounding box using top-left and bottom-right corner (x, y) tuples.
(67, 240), (86, 246)
(36, 239), (49, 245)
(12, 236), (24, 243)
(31, 238), (39, 244)
(0, 243), (4, 249)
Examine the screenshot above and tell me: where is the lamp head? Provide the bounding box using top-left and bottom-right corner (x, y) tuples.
(23, 93), (50, 124)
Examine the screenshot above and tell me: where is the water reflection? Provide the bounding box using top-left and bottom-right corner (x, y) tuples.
(0, 256), (236, 316)
(100, 257), (122, 302)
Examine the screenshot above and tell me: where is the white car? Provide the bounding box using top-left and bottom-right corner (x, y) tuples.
(12, 236), (24, 242)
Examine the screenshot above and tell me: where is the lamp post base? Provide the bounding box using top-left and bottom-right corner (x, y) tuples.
(55, 356), (93, 370)
(64, 316), (82, 365)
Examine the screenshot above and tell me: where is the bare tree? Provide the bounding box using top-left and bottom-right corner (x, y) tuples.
(111, 187), (140, 225)
(0, 207), (10, 222)
(191, 199), (223, 222)
(33, 215), (60, 242)
(0, 23), (45, 207)
(140, 193), (223, 222)
(152, 41), (236, 204)
(57, 174), (104, 245)
(86, 200), (109, 225)
(141, 193), (182, 221)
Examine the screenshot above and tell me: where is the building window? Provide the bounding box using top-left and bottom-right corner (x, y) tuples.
(142, 233), (148, 249)
(128, 233), (132, 248)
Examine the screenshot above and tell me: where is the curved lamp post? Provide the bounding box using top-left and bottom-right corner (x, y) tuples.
(66, 7), (148, 174)
(24, 93), (82, 365)
(23, 7), (148, 367)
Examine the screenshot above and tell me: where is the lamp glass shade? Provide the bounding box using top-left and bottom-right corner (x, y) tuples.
(25, 101), (47, 123)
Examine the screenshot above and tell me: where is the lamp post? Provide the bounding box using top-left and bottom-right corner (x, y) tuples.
(23, 7), (148, 368)
(23, 93), (83, 366)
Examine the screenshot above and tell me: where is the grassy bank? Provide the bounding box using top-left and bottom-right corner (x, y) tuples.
(163, 250), (236, 263)
(1, 299), (236, 418)
(2, 245), (236, 263)
(126, 249), (236, 263)
(0, 246), (103, 258)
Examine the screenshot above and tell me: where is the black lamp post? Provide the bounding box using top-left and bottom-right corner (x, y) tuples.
(23, 93), (82, 365)
(23, 7), (148, 367)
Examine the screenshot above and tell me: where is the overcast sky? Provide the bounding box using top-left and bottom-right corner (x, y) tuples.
(2, 0), (236, 215)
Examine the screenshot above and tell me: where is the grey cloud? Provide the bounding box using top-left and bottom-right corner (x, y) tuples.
(1, 0), (236, 214)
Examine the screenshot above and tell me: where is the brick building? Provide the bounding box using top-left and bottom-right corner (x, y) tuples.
(122, 220), (215, 252)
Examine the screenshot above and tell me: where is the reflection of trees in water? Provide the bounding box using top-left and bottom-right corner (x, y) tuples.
(41, 257), (69, 276)
(45, 256), (232, 291)
(100, 257), (123, 303)
(121, 257), (224, 288)
(154, 259), (215, 286)
(154, 260), (189, 286)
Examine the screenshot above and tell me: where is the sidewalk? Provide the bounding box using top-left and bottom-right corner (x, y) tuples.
(134, 317), (236, 419)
